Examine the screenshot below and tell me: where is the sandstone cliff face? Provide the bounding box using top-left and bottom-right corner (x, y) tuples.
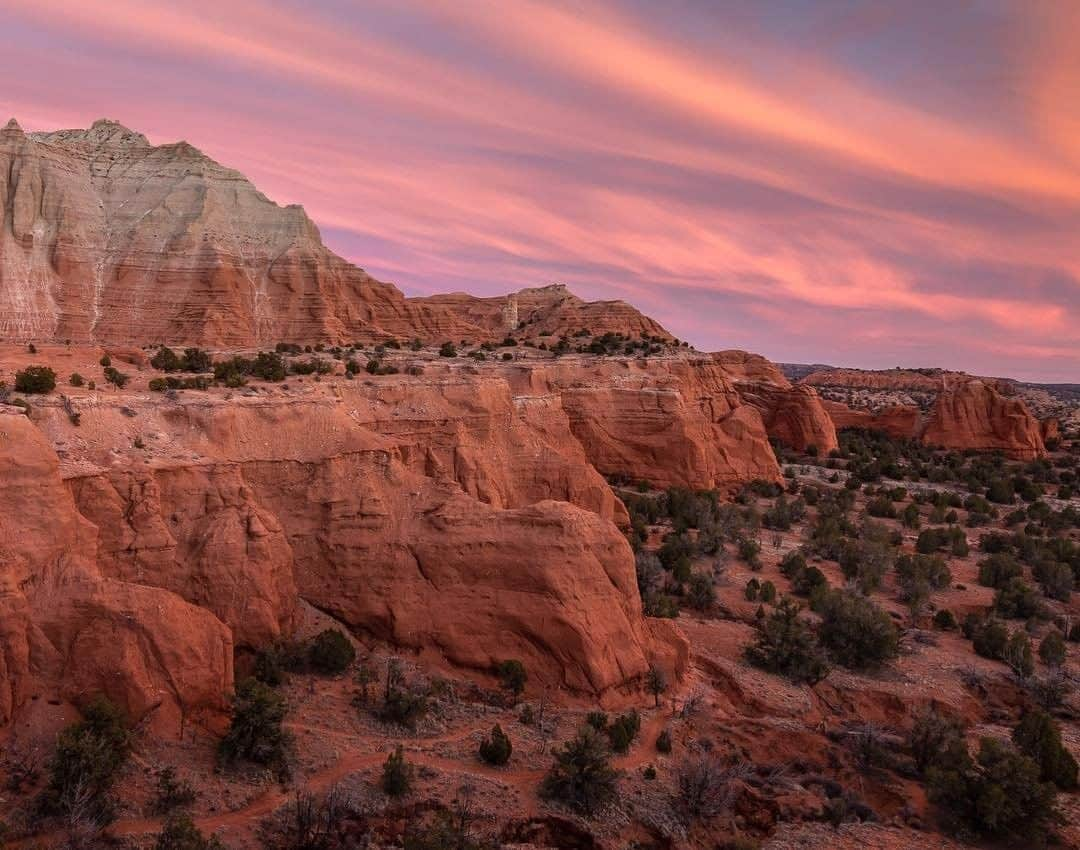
(0, 119), (669, 347)
(520, 357), (781, 492)
(3, 356), (727, 730)
(0, 410), (233, 730)
(922, 380), (1046, 460)
(711, 351), (839, 455)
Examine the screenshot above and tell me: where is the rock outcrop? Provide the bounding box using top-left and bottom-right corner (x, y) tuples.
(821, 400), (922, 441)
(922, 379), (1046, 460)
(0, 119), (669, 347)
(0, 410), (233, 730)
(712, 351), (839, 455)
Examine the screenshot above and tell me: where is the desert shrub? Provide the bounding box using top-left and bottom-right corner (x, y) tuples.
(495, 659), (527, 699)
(218, 678), (290, 771)
(896, 553), (951, 594)
(677, 755), (738, 820)
(103, 365), (128, 387)
(251, 640), (306, 687)
(69, 372), (85, 387)
(759, 580), (777, 603)
(745, 596), (829, 684)
(1013, 709), (1078, 790)
(15, 365), (56, 394)
(151, 346), (183, 371)
(37, 696), (130, 824)
(865, 495), (896, 518)
(744, 578), (760, 601)
(779, 550), (807, 578)
(307, 629), (355, 675)
(382, 745), (413, 797)
(479, 724), (513, 765)
(154, 813), (225, 850)
(250, 351), (287, 381)
(656, 729), (672, 753)
(926, 737), (1058, 841)
(1038, 630), (1066, 668)
(687, 573), (716, 610)
(1004, 630), (1035, 679)
(379, 689), (429, 728)
(970, 617), (1009, 660)
(978, 553), (1023, 589)
(540, 726), (619, 815)
(994, 577), (1040, 619)
(606, 710), (640, 754)
(438, 342), (457, 358)
(909, 706), (966, 774)
(149, 377), (168, 392)
(791, 565), (827, 597)
(738, 537), (762, 569)
(932, 609), (957, 630)
(153, 765), (197, 814)
(815, 589), (900, 670)
(1034, 561), (1073, 602)
(646, 666), (667, 707)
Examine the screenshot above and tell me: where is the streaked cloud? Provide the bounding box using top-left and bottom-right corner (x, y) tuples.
(0, 0), (1076, 380)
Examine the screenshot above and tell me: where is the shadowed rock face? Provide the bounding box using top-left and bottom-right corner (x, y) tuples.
(0, 119), (669, 347)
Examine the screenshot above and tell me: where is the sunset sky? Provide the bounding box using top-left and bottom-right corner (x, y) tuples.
(1, 0), (1077, 381)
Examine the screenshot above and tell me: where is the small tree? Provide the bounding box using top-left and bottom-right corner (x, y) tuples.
(606, 710), (640, 754)
(1004, 631), (1035, 680)
(218, 678), (290, 772)
(496, 659), (527, 700)
(540, 726), (619, 815)
(1013, 709), (1078, 790)
(308, 629), (355, 675)
(1038, 630), (1066, 668)
(815, 589), (899, 671)
(745, 596), (829, 684)
(154, 814), (225, 850)
(14, 365), (56, 394)
(909, 706), (966, 774)
(645, 666), (667, 708)
(478, 724), (512, 766)
(38, 696), (130, 824)
(677, 755), (742, 820)
(382, 745), (413, 797)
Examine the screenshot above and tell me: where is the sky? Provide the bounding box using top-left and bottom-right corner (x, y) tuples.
(1, 0), (1077, 382)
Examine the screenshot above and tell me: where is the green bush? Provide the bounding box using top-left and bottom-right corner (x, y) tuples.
(540, 726), (619, 815)
(307, 629), (355, 675)
(926, 737), (1058, 841)
(439, 342), (457, 357)
(153, 765), (197, 814)
(14, 365), (56, 394)
(909, 705), (966, 774)
(69, 372), (85, 387)
(479, 724), (513, 765)
(218, 678), (291, 771)
(656, 729), (672, 753)
(151, 346), (183, 371)
(1038, 630), (1066, 668)
(994, 577), (1039, 619)
(38, 695), (130, 824)
(379, 689), (429, 728)
(978, 553), (1022, 588)
(971, 617), (1009, 660)
(1013, 709), (1078, 790)
(745, 596), (829, 684)
(103, 365), (129, 387)
(154, 813), (225, 850)
(496, 659), (527, 698)
(932, 609), (957, 630)
(815, 589), (899, 670)
(606, 710), (640, 754)
(382, 745), (413, 797)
